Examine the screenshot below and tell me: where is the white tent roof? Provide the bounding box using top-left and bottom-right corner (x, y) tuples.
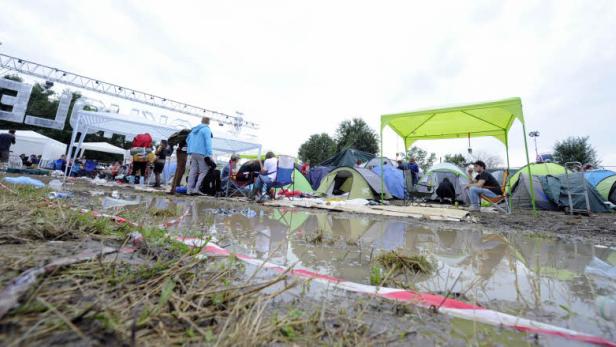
(71, 110), (262, 154)
(0, 130), (66, 162)
(80, 142), (128, 156)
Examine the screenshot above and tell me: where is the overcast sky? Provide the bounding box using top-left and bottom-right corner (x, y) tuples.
(1, 0), (615, 166)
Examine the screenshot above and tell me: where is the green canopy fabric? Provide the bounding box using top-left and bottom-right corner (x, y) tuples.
(381, 97), (524, 149)
(380, 97), (535, 209)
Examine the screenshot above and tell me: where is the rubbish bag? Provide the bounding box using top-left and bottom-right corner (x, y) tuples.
(3, 176), (45, 188)
(48, 179), (63, 191)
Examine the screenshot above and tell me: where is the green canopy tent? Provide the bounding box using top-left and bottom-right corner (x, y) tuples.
(380, 97), (536, 210)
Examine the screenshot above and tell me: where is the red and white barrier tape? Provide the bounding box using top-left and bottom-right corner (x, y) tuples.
(93, 210), (616, 347)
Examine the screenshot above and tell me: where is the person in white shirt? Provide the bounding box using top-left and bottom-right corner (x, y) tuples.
(253, 151), (278, 201)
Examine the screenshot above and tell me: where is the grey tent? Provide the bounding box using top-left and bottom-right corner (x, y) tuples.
(319, 148), (375, 168)
(510, 174), (558, 210)
(540, 173), (610, 213)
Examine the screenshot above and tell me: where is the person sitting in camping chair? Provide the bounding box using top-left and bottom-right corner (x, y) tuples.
(253, 152), (278, 202)
(465, 160), (502, 212)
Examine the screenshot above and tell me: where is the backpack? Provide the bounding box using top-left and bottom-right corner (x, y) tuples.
(132, 133), (152, 148)
(200, 169), (221, 196)
(168, 129), (190, 148)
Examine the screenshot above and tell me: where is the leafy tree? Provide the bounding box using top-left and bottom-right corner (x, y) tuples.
(407, 146), (436, 172)
(443, 153), (467, 167)
(553, 136), (599, 166)
(298, 133), (337, 165)
(334, 118), (379, 154)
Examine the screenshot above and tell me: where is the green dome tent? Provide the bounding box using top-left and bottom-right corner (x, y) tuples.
(508, 163), (567, 192)
(316, 167), (392, 200)
(596, 175), (616, 204)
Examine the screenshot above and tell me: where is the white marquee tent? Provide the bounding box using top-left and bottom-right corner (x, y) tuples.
(65, 107), (262, 178)
(78, 142), (130, 160)
(0, 130), (66, 166)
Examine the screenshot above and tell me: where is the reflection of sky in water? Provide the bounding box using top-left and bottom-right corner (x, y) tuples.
(93, 193), (616, 340)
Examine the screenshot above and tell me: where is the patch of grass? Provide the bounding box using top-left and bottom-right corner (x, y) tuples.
(376, 251), (434, 274)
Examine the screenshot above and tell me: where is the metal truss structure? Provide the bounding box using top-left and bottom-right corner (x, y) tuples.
(0, 53), (257, 130)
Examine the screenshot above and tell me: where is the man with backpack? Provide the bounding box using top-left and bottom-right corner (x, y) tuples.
(167, 128), (190, 195)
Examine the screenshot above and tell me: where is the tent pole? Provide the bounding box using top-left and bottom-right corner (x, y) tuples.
(380, 125), (384, 202)
(505, 131), (512, 212)
(64, 114), (81, 181)
(521, 121), (537, 212)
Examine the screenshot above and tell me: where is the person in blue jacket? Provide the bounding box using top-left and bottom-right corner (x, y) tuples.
(186, 117), (213, 195)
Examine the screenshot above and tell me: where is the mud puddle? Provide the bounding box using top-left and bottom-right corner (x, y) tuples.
(69, 189), (616, 343)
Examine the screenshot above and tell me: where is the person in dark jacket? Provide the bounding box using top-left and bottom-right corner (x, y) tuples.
(436, 177), (456, 204)
(167, 129), (190, 195)
(0, 130), (16, 163)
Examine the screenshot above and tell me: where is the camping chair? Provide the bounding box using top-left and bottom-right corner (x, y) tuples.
(270, 155), (295, 200)
(480, 169), (510, 213)
(224, 162), (253, 198)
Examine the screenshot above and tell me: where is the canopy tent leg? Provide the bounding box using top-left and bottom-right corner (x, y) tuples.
(521, 121), (537, 212)
(504, 131), (512, 212)
(380, 126), (384, 201)
(63, 114), (81, 180)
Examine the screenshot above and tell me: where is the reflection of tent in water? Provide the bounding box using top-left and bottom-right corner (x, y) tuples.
(585, 169), (616, 204)
(316, 167), (392, 200)
(417, 163), (469, 204)
(361, 221), (408, 250)
(270, 209), (311, 232)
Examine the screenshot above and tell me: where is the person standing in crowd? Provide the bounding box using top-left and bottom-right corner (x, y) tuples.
(53, 154), (67, 171)
(300, 160), (310, 176)
(0, 130), (16, 164)
(130, 133), (153, 184)
(167, 128), (190, 195)
(186, 117), (213, 195)
(152, 140), (169, 188)
(465, 160), (501, 212)
(407, 157), (420, 186)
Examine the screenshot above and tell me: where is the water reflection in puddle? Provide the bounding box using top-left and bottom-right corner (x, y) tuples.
(89, 191), (616, 339)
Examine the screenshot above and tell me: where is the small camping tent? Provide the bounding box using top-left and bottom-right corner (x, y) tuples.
(371, 164), (405, 199)
(79, 142), (130, 161)
(510, 174), (558, 210)
(417, 163), (469, 204)
(364, 157), (397, 169)
(318, 148), (375, 168)
(585, 170), (616, 204)
(541, 173), (610, 213)
(316, 167), (392, 200)
(0, 130), (66, 167)
(508, 163), (567, 190)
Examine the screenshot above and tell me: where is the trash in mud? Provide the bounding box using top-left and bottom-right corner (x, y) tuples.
(2, 176), (45, 188)
(48, 179), (63, 191)
(376, 251), (434, 274)
(48, 191), (73, 199)
(240, 208), (257, 218)
(102, 196), (141, 209)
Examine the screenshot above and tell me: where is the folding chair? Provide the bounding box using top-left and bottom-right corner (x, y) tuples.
(480, 170), (510, 213)
(270, 155), (295, 200)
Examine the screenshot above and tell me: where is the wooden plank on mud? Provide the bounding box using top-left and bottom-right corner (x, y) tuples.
(264, 200), (468, 221)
